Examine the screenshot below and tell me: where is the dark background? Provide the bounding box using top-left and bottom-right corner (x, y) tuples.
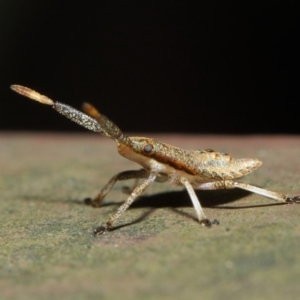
(0, 1), (298, 134)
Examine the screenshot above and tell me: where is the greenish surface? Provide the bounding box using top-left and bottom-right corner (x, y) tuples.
(1, 133), (300, 300)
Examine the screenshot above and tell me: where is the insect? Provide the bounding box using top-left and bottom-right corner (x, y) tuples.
(11, 85), (300, 235)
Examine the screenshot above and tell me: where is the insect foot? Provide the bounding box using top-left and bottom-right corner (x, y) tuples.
(200, 219), (212, 227)
(93, 225), (111, 236)
(286, 196), (300, 204)
(211, 219), (220, 225)
(84, 197), (102, 208)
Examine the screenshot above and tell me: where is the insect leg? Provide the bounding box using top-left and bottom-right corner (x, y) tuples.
(122, 172), (168, 194)
(231, 181), (300, 204)
(196, 181), (300, 204)
(180, 177), (211, 226)
(93, 173), (157, 235)
(85, 169), (150, 207)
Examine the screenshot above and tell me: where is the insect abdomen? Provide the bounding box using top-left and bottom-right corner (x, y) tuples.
(223, 158), (261, 178)
(193, 150), (262, 180)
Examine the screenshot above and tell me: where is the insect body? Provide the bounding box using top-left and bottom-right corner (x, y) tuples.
(11, 85), (300, 235)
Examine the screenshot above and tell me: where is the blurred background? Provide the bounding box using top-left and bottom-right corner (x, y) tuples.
(0, 1), (298, 134)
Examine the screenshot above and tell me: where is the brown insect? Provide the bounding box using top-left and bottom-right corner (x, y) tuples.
(11, 85), (300, 235)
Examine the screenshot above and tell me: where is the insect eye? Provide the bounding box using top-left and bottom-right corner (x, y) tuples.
(143, 144), (153, 154)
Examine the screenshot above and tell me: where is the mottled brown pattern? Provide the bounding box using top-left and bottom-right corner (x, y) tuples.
(152, 152), (197, 175)
(125, 137), (258, 180)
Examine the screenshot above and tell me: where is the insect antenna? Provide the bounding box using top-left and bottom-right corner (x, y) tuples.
(10, 85), (129, 143)
(82, 102), (128, 142)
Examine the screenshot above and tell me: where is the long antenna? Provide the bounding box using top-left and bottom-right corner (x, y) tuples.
(10, 85), (126, 142)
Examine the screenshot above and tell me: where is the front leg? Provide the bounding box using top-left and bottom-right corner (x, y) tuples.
(85, 169), (150, 207)
(94, 173), (157, 235)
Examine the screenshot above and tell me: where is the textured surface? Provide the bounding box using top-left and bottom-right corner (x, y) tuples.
(1, 133), (300, 300)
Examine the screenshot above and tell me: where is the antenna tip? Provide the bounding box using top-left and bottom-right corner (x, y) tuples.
(10, 84), (54, 106)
